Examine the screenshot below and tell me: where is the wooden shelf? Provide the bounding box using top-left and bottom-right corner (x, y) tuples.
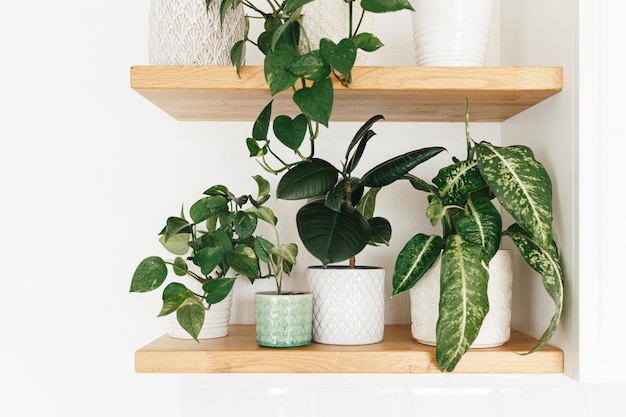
(130, 66), (562, 123)
(135, 325), (563, 374)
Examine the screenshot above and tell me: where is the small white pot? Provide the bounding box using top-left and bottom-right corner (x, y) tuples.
(168, 290), (234, 339)
(409, 249), (513, 348)
(149, 0), (246, 65)
(307, 266), (385, 345)
(410, 0), (494, 66)
(299, 0), (375, 65)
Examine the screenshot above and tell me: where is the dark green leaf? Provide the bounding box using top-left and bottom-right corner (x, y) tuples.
(203, 184), (230, 197)
(392, 234), (443, 295)
(189, 196), (228, 224)
(433, 160), (487, 206)
(277, 158), (339, 200)
(368, 217), (392, 245)
(296, 201), (370, 266)
(360, 147), (445, 187)
(230, 40), (245, 75)
(324, 178), (349, 212)
(254, 236), (274, 263)
(455, 193), (502, 262)
(130, 256), (167, 293)
(345, 114), (385, 159)
(283, 0), (315, 14)
(403, 173), (438, 194)
(293, 78), (334, 126)
(158, 282), (195, 317)
(361, 0), (414, 13)
(234, 211), (258, 239)
(288, 51), (332, 81)
(246, 137), (265, 157)
(202, 277), (236, 304)
(176, 303), (205, 340)
(320, 38), (357, 76)
(355, 187), (380, 219)
(273, 114), (308, 151)
(253, 101), (272, 140)
(271, 18), (301, 51)
(353, 33), (384, 52)
(346, 130), (376, 174)
(163, 217), (192, 242)
(193, 246), (223, 276)
(225, 243), (260, 278)
(264, 44), (299, 95)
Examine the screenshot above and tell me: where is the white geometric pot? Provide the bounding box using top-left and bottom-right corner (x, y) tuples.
(409, 249), (513, 348)
(148, 0), (246, 65)
(307, 266), (385, 345)
(299, 0), (375, 65)
(410, 0), (494, 66)
(168, 290), (233, 339)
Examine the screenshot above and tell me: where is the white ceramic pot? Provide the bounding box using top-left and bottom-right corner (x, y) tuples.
(148, 0), (246, 65)
(409, 249), (513, 348)
(410, 0), (494, 66)
(255, 291), (313, 348)
(168, 290), (234, 339)
(299, 0), (375, 65)
(307, 266), (385, 345)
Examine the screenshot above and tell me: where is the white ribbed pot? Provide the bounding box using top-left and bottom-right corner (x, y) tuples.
(410, 0), (494, 66)
(307, 266), (385, 345)
(148, 0), (246, 65)
(299, 0), (375, 65)
(168, 290), (234, 339)
(409, 249), (513, 348)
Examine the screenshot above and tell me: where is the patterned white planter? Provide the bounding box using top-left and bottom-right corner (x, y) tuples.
(149, 0), (246, 65)
(299, 0), (375, 65)
(168, 290), (233, 339)
(307, 266), (385, 345)
(409, 249), (513, 348)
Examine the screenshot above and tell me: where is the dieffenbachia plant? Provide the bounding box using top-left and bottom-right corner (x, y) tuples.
(392, 110), (564, 372)
(130, 176), (297, 340)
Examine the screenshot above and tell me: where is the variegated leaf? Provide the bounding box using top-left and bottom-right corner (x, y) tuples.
(477, 142), (553, 249)
(392, 234), (443, 295)
(436, 235), (489, 372)
(455, 193), (502, 262)
(432, 160), (487, 206)
(504, 223), (563, 353)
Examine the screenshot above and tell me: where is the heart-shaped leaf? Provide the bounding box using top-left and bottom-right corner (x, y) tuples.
(273, 114), (308, 151)
(288, 51), (331, 81)
(293, 78), (333, 126)
(176, 303), (205, 340)
(353, 33), (384, 52)
(320, 38), (356, 76)
(202, 277), (236, 304)
(130, 256), (167, 293)
(264, 44), (299, 95)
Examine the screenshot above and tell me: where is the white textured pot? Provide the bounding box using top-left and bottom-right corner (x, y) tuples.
(307, 266), (385, 345)
(410, 0), (494, 66)
(299, 0), (374, 65)
(255, 291), (313, 348)
(409, 249), (513, 348)
(149, 0), (246, 65)
(168, 290), (234, 339)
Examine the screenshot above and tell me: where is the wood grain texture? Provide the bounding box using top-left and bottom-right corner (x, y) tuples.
(130, 66), (563, 122)
(135, 325), (564, 374)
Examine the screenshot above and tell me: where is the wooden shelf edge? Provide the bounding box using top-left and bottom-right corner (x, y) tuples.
(135, 325), (564, 374)
(130, 66), (563, 122)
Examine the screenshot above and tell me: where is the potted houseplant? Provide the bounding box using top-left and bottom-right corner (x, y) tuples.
(392, 107), (564, 372)
(130, 175), (295, 341)
(148, 0), (246, 66)
(248, 110), (445, 344)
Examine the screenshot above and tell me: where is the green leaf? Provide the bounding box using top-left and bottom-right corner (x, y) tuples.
(504, 223), (563, 354)
(425, 194), (445, 226)
(202, 277), (236, 304)
(234, 211), (258, 239)
(455, 193), (502, 262)
(403, 173), (438, 194)
(288, 51), (332, 81)
(324, 178), (349, 212)
(355, 187), (380, 219)
(197, 229), (233, 255)
(264, 43), (299, 95)
(176, 303), (205, 340)
(296, 200), (370, 266)
(159, 232), (190, 255)
(345, 114), (385, 159)
(361, 0), (414, 13)
(353, 33), (384, 52)
(252, 175), (271, 198)
(271, 243), (299, 265)
(392, 234), (443, 295)
(360, 147), (445, 187)
(477, 142), (554, 249)
(246, 206), (277, 225)
(193, 246), (223, 276)
(253, 101), (272, 140)
(254, 236), (274, 263)
(130, 256), (167, 293)
(163, 217), (192, 242)
(436, 235), (489, 372)
(293, 78), (334, 126)
(283, 0), (315, 14)
(230, 39), (245, 75)
(189, 196), (228, 224)
(277, 158), (339, 200)
(246, 137), (265, 157)
(319, 38), (356, 76)
(346, 130), (376, 174)
(433, 160), (487, 206)
(273, 114), (308, 151)
(203, 184), (230, 197)
(225, 243), (260, 278)
(368, 217), (392, 245)
(172, 257), (188, 276)
(158, 282), (195, 317)
(270, 17), (301, 52)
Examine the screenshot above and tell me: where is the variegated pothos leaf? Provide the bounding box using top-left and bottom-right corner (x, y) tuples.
(436, 235), (489, 372)
(504, 223), (563, 353)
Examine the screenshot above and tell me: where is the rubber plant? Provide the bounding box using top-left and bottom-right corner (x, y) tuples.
(208, 0), (413, 164)
(391, 107), (564, 372)
(130, 176), (298, 340)
(249, 112), (445, 266)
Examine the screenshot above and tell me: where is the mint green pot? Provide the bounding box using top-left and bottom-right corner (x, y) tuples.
(254, 291), (313, 348)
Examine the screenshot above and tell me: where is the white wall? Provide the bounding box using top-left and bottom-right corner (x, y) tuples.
(1, 0), (625, 416)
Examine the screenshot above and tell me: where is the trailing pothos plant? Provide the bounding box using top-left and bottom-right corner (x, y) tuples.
(392, 109), (564, 372)
(250, 112), (445, 267)
(208, 0), (413, 153)
(130, 176), (298, 340)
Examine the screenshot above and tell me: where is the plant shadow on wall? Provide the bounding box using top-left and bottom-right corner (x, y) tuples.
(392, 105), (564, 372)
(130, 176), (298, 340)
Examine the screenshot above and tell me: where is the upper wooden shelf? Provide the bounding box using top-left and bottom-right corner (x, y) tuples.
(135, 325), (563, 374)
(130, 66), (563, 123)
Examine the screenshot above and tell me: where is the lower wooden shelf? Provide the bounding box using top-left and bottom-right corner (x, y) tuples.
(135, 325), (563, 374)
